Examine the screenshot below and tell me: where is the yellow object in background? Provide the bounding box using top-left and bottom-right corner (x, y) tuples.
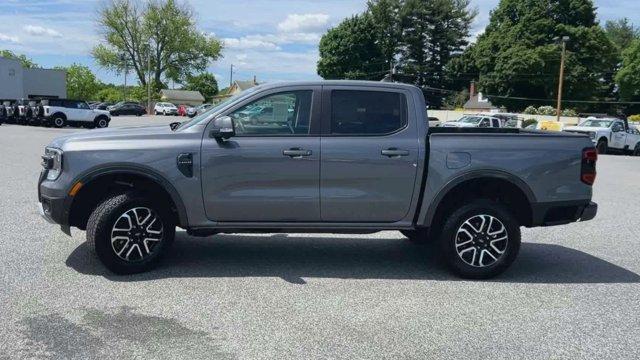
(539, 121), (564, 132)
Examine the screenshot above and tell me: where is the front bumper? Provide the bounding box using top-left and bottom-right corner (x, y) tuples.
(38, 170), (71, 233)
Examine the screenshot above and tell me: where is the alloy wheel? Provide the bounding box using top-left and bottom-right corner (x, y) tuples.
(455, 214), (508, 268)
(110, 207), (164, 262)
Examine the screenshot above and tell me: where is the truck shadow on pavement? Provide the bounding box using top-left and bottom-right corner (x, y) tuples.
(66, 233), (640, 284)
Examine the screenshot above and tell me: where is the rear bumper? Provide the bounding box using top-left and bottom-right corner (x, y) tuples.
(531, 200), (597, 227)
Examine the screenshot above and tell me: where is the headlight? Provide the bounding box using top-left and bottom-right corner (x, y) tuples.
(43, 147), (63, 180)
(589, 132), (596, 140)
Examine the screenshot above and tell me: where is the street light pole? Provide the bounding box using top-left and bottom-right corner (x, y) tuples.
(555, 36), (569, 122)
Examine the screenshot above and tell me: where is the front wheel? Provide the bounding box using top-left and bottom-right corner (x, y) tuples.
(95, 117), (109, 128)
(439, 200), (521, 279)
(633, 144), (640, 156)
(86, 192), (175, 274)
(596, 139), (608, 154)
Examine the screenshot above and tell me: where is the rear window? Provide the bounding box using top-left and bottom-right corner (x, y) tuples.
(331, 90), (406, 135)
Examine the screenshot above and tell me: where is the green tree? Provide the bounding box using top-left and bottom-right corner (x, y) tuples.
(55, 64), (102, 100)
(367, 0), (402, 69)
(183, 73), (218, 101)
(317, 14), (386, 80)
(0, 50), (39, 68)
(453, 0), (618, 111)
(605, 18), (639, 52)
(396, 0), (475, 107)
(615, 39), (640, 103)
(95, 87), (122, 102)
(92, 0), (222, 86)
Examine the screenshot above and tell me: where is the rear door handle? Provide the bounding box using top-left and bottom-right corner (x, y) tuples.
(381, 148), (409, 157)
(283, 148), (312, 157)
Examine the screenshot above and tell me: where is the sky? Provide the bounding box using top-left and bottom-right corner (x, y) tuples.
(0, 0), (638, 88)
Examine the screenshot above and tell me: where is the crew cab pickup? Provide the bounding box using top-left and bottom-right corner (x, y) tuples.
(42, 99), (111, 128)
(441, 114), (503, 128)
(564, 117), (640, 155)
(38, 81), (598, 279)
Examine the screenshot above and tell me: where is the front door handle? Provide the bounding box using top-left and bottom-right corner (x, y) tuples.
(283, 148), (312, 158)
(381, 148), (409, 157)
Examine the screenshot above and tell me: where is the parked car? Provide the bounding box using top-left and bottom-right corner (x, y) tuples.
(564, 117), (640, 155)
(441, 115), (502, 128)
(107, 101), (139, 111)
(154, 102), (178, 115)
(3, 100), (16, 124)
(42, 99), (111, 128)
(38, 81), (598, 279)
(0, 100), (8, 125)
(190, 103), (212, 117)
(93, 102), (113, 111)
(110, 103), (146, 116)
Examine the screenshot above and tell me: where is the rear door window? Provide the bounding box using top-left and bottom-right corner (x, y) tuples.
(330, 90), (406, 135)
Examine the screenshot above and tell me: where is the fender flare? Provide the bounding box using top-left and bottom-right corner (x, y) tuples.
(65, 164), (189, 227)
(423, 169), (536, 227)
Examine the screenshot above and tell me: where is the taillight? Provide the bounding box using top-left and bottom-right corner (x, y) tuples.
(581, 147), (597, 185)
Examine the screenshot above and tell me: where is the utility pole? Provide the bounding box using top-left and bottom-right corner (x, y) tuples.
(229, 64), (234, 87)
(555, 36), (570, 122)
(147, 44), (151, 115)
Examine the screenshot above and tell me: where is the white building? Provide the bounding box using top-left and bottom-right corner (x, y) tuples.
(0, 56), (66, 99)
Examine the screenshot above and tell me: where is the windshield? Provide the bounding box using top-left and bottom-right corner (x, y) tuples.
(458, 116), (482, 124)
(579, 119), (614, 128)
(176, 87), (261, 130)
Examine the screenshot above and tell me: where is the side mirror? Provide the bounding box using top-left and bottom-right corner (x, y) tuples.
(210, 116), (235, 140)
(169, 122), (181, 130)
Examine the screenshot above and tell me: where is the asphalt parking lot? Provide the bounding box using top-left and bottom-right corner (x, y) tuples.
(1, 116), (639, 359)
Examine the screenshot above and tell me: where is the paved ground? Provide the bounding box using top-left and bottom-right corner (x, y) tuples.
(1, 117), (639, 359)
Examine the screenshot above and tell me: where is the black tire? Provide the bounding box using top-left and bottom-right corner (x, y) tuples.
(401, 229), (430, 244)
(596, 139), (608, 155)
(633, 143), (640, 156)
(52, 115), (66, 128)
(439, 199), (521, 279)
(87, 192), (175, 274)
(94, 117), (109, 128)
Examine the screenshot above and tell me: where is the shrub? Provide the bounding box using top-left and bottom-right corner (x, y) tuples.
(537, 106), (556, 116)
(522, 118), (538, 128)
(523, 105), (537, 115)
(562, 108), (578, 117)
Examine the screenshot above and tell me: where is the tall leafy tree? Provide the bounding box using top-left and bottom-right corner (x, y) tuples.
(183, 73), (219, 102)
(615, 39), (640, 110)
(55, 64), (102, 100)
(0, 50), (39, 68)
(605, 18), (639, 52)
(317, 14), (386, 80)
(367, 0), (402, 69)
(92, 0), (222, 87)
(453, 0), (618, 111)
(396, 0), (475, 106)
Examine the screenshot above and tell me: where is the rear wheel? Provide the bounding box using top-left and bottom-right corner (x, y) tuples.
(633, 143), (640, 156)
(439, 200), (521, 279)
(596, 139), (608, 154)
(53, 116), (65, 128)
(87, 192), (175, 274)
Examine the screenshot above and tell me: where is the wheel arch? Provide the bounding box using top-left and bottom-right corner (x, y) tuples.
(51, 112), (67, 120)
(67, 166), (188, 230)
(424, 170), (536, 229)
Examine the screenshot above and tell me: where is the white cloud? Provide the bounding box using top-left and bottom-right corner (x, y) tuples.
(223, 36), (280, 50)
(277, 13), (330, 33)
(24, 25), (62, 38)
(0, 32), (19, 44)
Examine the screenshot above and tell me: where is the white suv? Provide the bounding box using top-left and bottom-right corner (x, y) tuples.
(43, 99), (111, 128)
(153, 102), (178, 116)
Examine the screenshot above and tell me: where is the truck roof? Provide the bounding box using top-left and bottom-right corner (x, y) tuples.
(254, 80), (421, 91)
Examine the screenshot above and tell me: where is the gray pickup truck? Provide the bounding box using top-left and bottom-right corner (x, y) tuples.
(38, 81), (598, 279)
